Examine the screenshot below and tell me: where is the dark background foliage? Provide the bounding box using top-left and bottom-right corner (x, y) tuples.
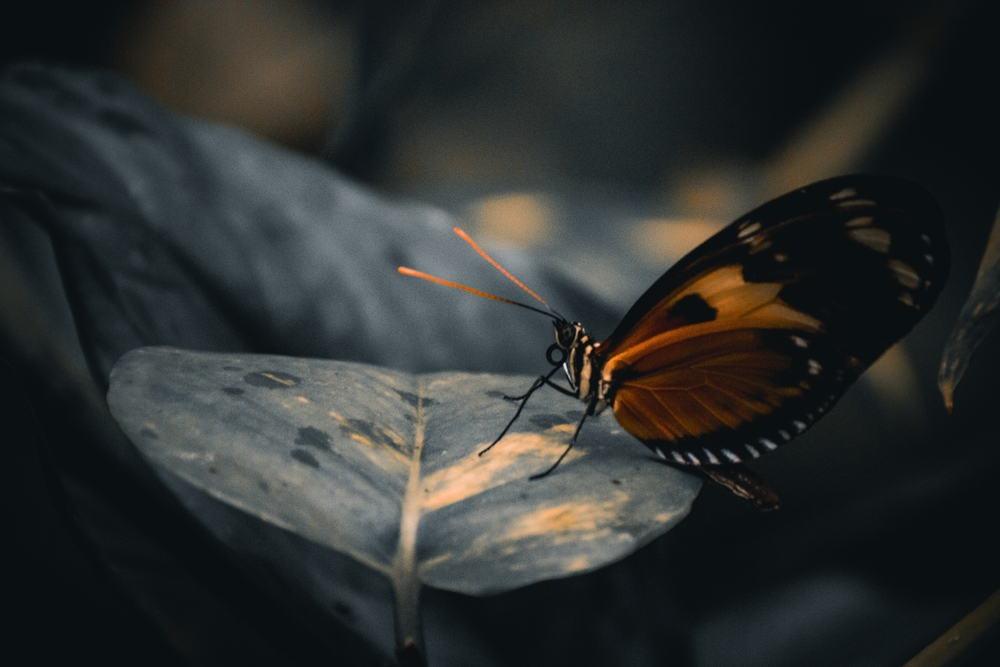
(2, 1), (1000, 665)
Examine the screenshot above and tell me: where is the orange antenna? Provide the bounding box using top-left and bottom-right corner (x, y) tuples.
(452, 227), (550, 308)
(397, 267), (554, 318)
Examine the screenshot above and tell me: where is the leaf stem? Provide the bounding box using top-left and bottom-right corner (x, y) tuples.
(392, 379), (427, 665)
(902, 587), (1000, 667)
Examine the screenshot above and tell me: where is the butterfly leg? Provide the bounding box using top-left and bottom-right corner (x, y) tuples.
(529, 399), (596, 480)
(480, 366), (563, 456)
(501, 369), (575, 402)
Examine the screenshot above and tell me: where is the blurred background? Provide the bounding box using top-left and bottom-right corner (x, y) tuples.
(3, 0), (999, 664)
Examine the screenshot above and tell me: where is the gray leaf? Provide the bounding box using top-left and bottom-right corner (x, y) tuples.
(108, 346), (700, 653)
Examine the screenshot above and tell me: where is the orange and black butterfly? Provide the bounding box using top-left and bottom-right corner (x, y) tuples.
(399, 175), (949, 509)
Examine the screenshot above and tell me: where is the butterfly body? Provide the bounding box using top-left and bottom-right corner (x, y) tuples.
(401, 175), (949, 509)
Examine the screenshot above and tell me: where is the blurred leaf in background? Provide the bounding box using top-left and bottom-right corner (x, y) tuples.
(939, 203), (1000, 411)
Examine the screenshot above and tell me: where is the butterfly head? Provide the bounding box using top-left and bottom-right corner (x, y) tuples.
(550, 319), (599, 398)
(554, 319), (585, 352)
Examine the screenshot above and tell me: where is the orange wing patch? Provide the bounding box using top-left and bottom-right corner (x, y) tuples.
(606, 328), (804, 443)
(605, 265), (821, 356)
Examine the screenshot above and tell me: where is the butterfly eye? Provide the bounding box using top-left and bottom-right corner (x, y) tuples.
(555, 322), (579, 348)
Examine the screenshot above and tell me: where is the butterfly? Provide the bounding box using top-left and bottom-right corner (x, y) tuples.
(399, 175), (949, 509)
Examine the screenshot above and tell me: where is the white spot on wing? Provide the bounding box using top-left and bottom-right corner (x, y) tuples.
(924, 254), (934, 266)
(685, 452), (701, 465)
(899, 291), (917, 307)
(791, 335), (808, 348)
(745, 443), (760, 458)
(655, 447), (667, 460)
(845, 216), (874, 228)
(808, 359), (822, 375)
(671, 451), (685, 464)
(774, 253), (788, 262)
(777, 429), (791, 441)
(830, 187), (858, 200)
(738, 221), (762, 238)
(759, 438), (778, 451)
(793, 420), (807, 432)
(722, 448), (740, 463)
(849, 227), (891, 253)
(921, 233), (932, 245)
(888, 259), (921, 289)
(703, 448), (719, 464)
(836, 198), (877, 208)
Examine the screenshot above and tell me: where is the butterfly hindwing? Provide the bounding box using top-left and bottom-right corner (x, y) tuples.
(608, 326), (846, 464)
(598, 175), (948, 466)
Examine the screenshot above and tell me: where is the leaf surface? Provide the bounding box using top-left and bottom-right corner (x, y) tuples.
(108, 346), (700, 597)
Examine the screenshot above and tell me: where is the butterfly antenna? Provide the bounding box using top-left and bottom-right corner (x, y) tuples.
(452, 227), (552, 309)
(397, 267), (554, 318)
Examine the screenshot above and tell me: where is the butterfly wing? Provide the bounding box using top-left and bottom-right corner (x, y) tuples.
(598, 175), (949, 466)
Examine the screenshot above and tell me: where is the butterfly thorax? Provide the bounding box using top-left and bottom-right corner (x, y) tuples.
(555, 320), (613, 415)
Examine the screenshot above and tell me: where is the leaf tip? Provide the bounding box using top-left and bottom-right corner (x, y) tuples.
(938, 375), (955, 413)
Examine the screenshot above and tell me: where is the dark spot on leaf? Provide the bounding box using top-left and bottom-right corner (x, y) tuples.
(339, 419), (399, 450)
(667, 293), (717, 325)
(223, 365), (242, 371)
(386, 245), (407, 270)
(395, 390), (419, 406)
(291, 449), (320, 468)
(98, 108), (151, 136)
(395, 389), (435, 407)
(139, 427), (158, 439)
(258, 481), (270, 493)
(530, 414), (567, 429)
(244, 371), (300, 388)
(13, 67), (61, 92)
(612, 479), (621, 485)
(209, 467), (217, 474)
(53, 89), (87, 112)
(334, 601), (352, 616)
(96, 75), (122, 95)
(222, 387), (244, 395)
(485, 390), (506, 399)
(295, 426), (332, 451)
(259, 218), (292, 244)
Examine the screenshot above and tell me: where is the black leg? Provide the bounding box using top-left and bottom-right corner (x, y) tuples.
(529, 400), (594, 480)
(501, 367), (574, 400)
(480, 366), (562, 456)
(538, 375), (577, 397)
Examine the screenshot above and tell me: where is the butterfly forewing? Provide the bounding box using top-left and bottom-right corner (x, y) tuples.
(598, 175), (948, 465)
